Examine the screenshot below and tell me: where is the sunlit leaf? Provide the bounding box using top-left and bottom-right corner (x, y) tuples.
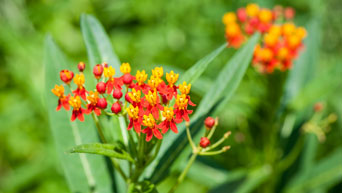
(44, 35), (113, 193)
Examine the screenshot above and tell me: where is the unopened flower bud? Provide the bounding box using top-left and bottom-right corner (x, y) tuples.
(78, 62), (86, 72)
(97, 98), (107, 109)
(314, 102), (323, 112)
(224, 131), (232, 138)
(237, 8), (247, 22)
(125, 93), (132, 103)
(200, 137), (210, 148)
(111, 102), (121, 114)
(93, 64), (104, 79)
(222, 146), (231, 152)
(96, 82), (106, 94)
(204, 117), (216, 129)
(284, 7), (295, 20)
(60, 69), (74, 84)
(122, 74), (133, 85)
(113, 89), (123, 99)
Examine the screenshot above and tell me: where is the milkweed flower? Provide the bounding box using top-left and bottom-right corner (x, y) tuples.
(51, 84), (70, 111)
(51, 62), (195, 141)
(72, 73), (87, 100)
(174, 94), (193, 122)
(127, 104), (142, 133)
(159, 106), (181, 134)
(142, 113), (162, 141)
(222, 4), (307, 73)
(69, 95), (86, 121)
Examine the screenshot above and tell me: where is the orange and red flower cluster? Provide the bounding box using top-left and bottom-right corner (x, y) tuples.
(223, 4), (307, 73)
(51, 62), (195, 141)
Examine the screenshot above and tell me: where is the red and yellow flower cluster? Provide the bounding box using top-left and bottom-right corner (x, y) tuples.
(51, 62), (195, 141)
(223, 4), (307, 73)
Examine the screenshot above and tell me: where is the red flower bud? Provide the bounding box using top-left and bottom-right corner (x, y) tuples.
(97, 98), (107, 109)
(314, 102), (323, 112)
(111, 102), (121, 114)
(93, 64), (104, 79)
(200, 137), (210, 148)
(204, 117), (215, 129)
(78, 62), (86, 72)
(237, 8), (247, 22)
(96, 82), (106, 94)
(122, 74), (133, 85)
(113, 89), (123, 99)
(284, 7), (295, 20)
(125, 93), (132, 103)
(60, 69), (74, 84)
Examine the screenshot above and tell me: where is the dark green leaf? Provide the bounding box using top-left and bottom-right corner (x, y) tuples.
(70, 143), (134, 162)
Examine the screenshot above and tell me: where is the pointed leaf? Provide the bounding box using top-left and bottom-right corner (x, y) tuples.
(179, 43), (227, 84)
(70, 143), (134, 162)
(44, 35), (113, 193)
(81, 14), (121, 72)
(149, 33), (260, 183)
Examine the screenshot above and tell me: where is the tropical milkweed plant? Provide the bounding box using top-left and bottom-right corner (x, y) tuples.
(44, 3), (339, 193)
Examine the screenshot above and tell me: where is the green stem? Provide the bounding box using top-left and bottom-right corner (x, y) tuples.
(110, 158), (128, 181)
(168, 153), (198, 193)
(91, 112), (107, 143)
(185, 122), (196, 150)
(91, 113), (128, 181)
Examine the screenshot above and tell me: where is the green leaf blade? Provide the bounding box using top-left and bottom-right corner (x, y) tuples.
(70, 143), (134, 162)
(179, 43), (227, 84)
(149, 33), (260, 183)
(81, 14), (121, 72)
(44, 35), (113, 193)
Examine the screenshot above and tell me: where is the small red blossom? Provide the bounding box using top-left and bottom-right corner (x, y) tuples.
(78, 62), (86, 72)
(96, 82), (106, 94)
(142, 114), (162, 142)
(93, 64), (104, 79)
(111, 102), (122, 114)
(69, 96), (86, 122)
(174, 94), (193, 122)
(97, 98), (108, 109)
(113, 89), (123, 99)
(200, 137), (210, 148)
(85, 91), (101, 116)
(204, 117), (216, 129)
(51, 85), (70, 111)
(60, 70), (74, 84)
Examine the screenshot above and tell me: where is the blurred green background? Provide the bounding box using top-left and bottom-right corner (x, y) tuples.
(0, 0), (341, 192)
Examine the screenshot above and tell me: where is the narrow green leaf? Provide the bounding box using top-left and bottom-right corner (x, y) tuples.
(179, 43), (227, 84)
(234, 165), (272, 193)
(81, 15), (128, 193)
(283, 19), (320, 106)
(285, 148), (342, 193)
(44, 35), (113, 193)
(149, 33), (260, 183)
(81, 14), (121, 73)
(186, 162), (246, 188)
(196, 33), (260, 117)
(70, 143), (134, 162)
